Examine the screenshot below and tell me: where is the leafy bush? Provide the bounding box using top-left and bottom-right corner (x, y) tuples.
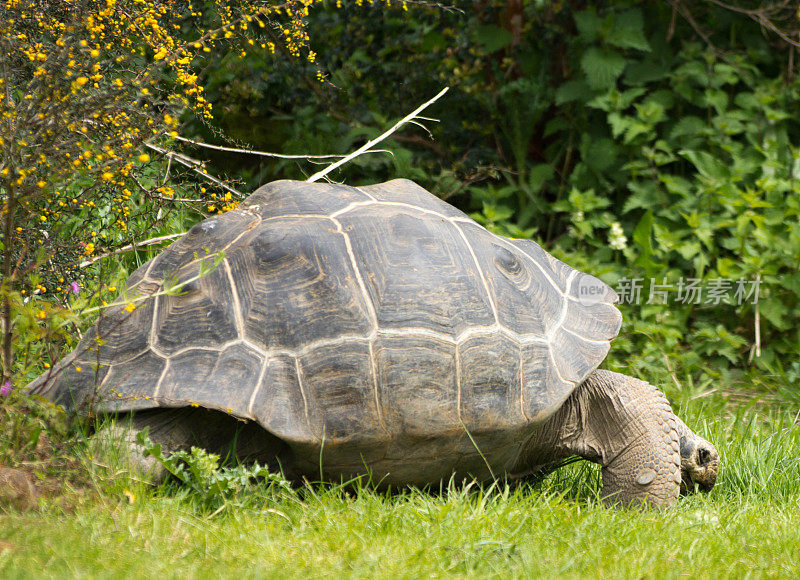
(0, 0), (336, 386)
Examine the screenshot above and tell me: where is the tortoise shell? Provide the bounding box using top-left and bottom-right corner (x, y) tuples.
(29, 179), (621, 483)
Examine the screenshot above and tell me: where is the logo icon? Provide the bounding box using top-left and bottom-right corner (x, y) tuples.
(574, 274), (610, 305)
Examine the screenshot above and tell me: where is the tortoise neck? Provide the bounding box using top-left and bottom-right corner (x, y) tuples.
(513, 370), (637, 476)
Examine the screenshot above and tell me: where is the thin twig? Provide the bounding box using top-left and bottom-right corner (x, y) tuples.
(161, 152), (172, 186)
(144, 142), (243, 197)
(748, 273), (762, 363)
(665, 0), (716, 50)
(173, 134), (389, 160)
(703, 0), (800, 47)
(306, 87), (449, 183)
(664, 354), (682, 390)
(79, 233), (184, 267)
(690, 388), (718, 400)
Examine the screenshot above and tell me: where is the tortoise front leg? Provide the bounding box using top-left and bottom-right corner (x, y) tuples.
(584, 370), (683, 507)
(532, 369), (712, 507)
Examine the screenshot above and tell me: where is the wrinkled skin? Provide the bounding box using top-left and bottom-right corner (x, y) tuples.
(517, 369), (719, 507)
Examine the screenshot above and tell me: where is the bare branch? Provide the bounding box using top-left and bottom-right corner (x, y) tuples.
(145, 143), (243, 197)
(306, 87), (449, 183)
(173, 134), (389, 160)
(665, 0), (716, 50)
(697, 0), (800, 48)
(79, 233), (185, 268)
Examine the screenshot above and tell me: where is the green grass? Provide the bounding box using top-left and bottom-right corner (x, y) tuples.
(2, 401), (799, 579)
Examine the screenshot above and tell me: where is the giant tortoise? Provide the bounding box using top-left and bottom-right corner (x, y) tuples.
(28, 179), (719, 507)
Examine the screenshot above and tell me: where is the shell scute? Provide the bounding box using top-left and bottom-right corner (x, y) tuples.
(458, 336), (523, 432)
(241, 180), (371, 218)
(229, 216), (373, 351)
(153, 264), (239, 356)
(298, 340), (384, 444)
(374, 334), (459, 438)
(457, 222), (563, 336)
(159, 344), (263, 415)
(339, 206), (494, 335)
(358, 179), (470, 219)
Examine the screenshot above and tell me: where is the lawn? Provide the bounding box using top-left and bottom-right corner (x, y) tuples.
(1, 392), (799, 579)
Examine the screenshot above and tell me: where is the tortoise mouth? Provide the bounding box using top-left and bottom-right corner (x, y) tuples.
(680, 465), (718, 494)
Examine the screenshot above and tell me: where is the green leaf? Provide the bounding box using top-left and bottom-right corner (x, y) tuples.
(734, 92), (759, 111)
(544, 117), (569, 137)
(555, 79), (592, 105)
(574, 10), (603, 43)
(759, 298), (790, 331)
(670, 116), (707, 139)
(704, 89), (728, 113)
(680, 149), (730, 180)
(580, 48), (627, 90)
(474, 25), (512, 54)
(624, 60), (669, 85)
(587, 87), (646, 112)
(583, 137), (619, 173)
(677, 240), (701, 260)
(608, 112), (653, 144)
(608, 9), (651, 51)
(711, 63), (740, 86)
(633, 210), (657, 271)
(623, 181), (660, 213)
(660, 174), (694, 198)
(528, 164), (555, 193)
(635, 100), (665, 125)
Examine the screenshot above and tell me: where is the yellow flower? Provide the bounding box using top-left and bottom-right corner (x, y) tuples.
(76, 76), (89, 86)
(124, 303), (136, 313)
(102, 171), (113, 180)
(90, 49), (100, 58)
(138, 154), (150, 162)
(75, 366), (82, 373)
(37, 310), (46, 319)
(107, 286), (117, 292)
(84, 242), (95, 255)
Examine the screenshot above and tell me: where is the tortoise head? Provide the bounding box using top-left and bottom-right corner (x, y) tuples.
(679, 433), (720, 494)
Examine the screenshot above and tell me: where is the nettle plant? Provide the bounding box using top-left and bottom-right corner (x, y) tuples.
(0, 0), (327, 386)
(543, 8), (800, 383)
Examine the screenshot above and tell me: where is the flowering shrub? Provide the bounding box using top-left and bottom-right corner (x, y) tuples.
(0, 0), (329, 385)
